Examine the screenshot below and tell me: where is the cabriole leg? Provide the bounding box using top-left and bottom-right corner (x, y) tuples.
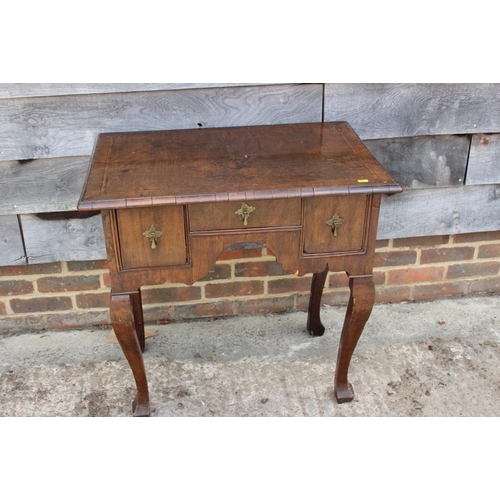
(110, 293), (150, 417)
(307, 265), (329, 337)
(334, 275), (375, 403)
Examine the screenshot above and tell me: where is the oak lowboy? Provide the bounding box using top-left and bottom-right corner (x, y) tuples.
(78, 122), (401, 416)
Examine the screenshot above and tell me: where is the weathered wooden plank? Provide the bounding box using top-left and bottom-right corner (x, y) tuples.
(378, 185), (500, 239)
(466, 134), (500, 185)
(325, 83), (500, 139)
(0, 215), (26, 266)
(0, 156), (89, 215)
(365, 135), (470, 189)
(0, 83), (275, 99)
(21, 213), (106, 264)
(0, 84), (322, 161)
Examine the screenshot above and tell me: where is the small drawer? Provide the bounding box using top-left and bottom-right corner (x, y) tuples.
(116, 206), (186, 269)
(188, 198), (301, 231)
(303, 195), (368, 254)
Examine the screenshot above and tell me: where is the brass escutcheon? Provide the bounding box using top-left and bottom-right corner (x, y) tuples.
(235, 202), (256, 226)
(326, 213), (345, 237)
(142, 224), (163, 249)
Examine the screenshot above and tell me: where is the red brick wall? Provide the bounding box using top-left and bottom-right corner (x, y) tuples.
(1, 231), (499, 332)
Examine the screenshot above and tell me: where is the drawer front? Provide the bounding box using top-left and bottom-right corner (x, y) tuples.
(303, 195), (368, 254)
(188, 198), (301, 231)
(116, 206), (186, 269)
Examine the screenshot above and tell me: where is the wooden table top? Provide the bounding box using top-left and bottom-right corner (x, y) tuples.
(78, 122), (401, 210)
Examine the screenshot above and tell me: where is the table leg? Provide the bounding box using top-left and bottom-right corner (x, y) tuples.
(334, 275), (375, 403)
(131, 290), (145, 353)
(110, 293), (150, 417)
(307, 265), (329, 337)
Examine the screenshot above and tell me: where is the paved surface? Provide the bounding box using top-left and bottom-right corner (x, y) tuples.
(1, 295), (499, 417)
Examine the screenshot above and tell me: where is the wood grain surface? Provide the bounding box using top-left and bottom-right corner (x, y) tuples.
(325, 83), (500, 139)
(79, 122), (401, 210)
(365, 135), (470, 189)
(0, 84), (322, 161)
(21, 213), (106, 264)
(0, 156), (89, 215)
(378, 185), (500, 239)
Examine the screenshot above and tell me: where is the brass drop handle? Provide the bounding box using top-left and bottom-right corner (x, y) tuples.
(235, 202), (256, 226)
(326, 213), (345, 237)
(142, 224), (163, 249)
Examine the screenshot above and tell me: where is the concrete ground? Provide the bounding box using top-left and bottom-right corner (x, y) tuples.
(1, 295), (499, 417)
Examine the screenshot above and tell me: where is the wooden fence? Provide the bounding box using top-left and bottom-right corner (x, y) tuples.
(1, 83), (499, 266)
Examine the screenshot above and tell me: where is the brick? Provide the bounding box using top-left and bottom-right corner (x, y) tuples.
(0, 262), (62, 277)
(234, 260), (285, 278)
(376, 286), (411, 303)
(478, 244), (500, 259)
(0, 301), (6, 315)
(141, 286), (202, 304)
(144, 300), (234, 322)
(413, 282), (468, 301)
(11, 296), (73, 314)
(67, 260), (108, 271)
(234, 296), (295, 315)
(218, 248), (264, 261)
(420, 247), (474, 264)
(76, 292), (111, 309)
(0, 280), (34, 296)
(37, 275), (101, 293)
(0, 310), (110, 332)
(387, 266), (445, 285)
(393, 235), (449, 248)
(447, 262), (500, 280)
(197, 264), (232, 281)
(452, 231), (500, 244)
(374, 250), (417, 267)
(469, 277), (500, 294)
(205, 280), (264, 298)
(268, 276), (311, 294)
(376, 239), (391, 248)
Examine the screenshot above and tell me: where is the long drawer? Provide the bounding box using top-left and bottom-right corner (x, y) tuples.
(188, 198), (302, 231)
